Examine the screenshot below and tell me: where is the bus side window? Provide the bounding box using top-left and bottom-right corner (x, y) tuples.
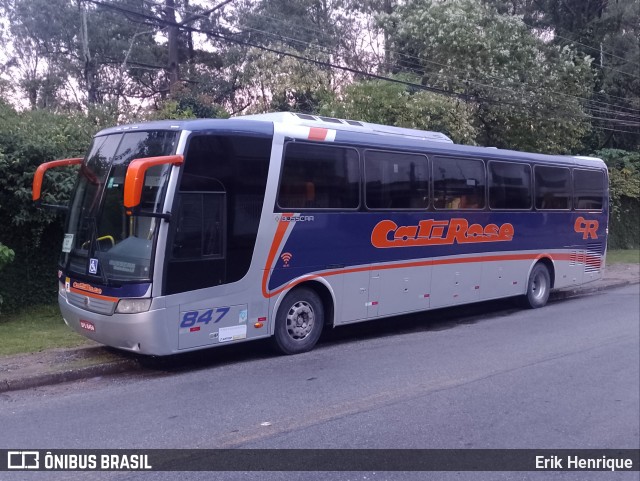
(573, 169), (604, 211)
(278, 142), (360, 210)
(534, 165), (571, 210)
(364, 150), (429, 210)
(432, 156), (486, 210)
(488, 161), (532, 210)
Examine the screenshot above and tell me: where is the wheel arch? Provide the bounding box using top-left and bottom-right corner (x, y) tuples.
(524, 255), (556, 291)
(269, 277), (336, 336)
(534, 255), (556, 288)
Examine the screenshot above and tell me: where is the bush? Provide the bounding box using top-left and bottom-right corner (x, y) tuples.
(0, 242), (15, 308)
(596, 149), (640, 249)
(0, 102), (95, 312)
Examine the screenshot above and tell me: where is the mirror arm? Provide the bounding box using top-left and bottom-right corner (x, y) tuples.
(124, 155), (184, 212)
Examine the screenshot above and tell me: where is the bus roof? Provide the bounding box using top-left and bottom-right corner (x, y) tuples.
(95, 112), (606, 170)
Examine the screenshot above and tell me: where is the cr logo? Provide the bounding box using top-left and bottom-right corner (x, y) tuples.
(574, 216), (599, 239)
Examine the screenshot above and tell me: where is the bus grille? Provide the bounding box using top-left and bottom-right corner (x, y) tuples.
(67, 291), (116, 315)
(570, 251), (578, 266)
(585, 243), (603, 273)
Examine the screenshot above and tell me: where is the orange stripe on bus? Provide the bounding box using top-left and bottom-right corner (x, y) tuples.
(262, 252), (561, 299)
(261, 214), (294, 298)
(70, 287), (119, 303)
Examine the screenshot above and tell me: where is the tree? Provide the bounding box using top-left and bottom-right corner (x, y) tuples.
(222, 0), (379, 113)
(382, 0), (595, 153)
(597, 148), (640, 248)
(0, 242), (14, 310)
(482, 0), (640, 151)
(321, 76), (478, 144)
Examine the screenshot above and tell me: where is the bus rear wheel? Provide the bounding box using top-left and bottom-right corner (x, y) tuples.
(523, 263), (551, 309)
(272, 287), (324, 355)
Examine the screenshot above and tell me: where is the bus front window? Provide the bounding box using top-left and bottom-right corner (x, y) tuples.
(62, 130), (178, 283)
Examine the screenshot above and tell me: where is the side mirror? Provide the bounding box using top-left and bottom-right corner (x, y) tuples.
(123, 155), (184, 213)
(32, 158), (83, 209)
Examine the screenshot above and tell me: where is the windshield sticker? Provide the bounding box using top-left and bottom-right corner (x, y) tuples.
(89, 258), (99, 275)
(107, 177), (114, 188)
(62, 234), (74, 253)
(109, 260), (136, 273)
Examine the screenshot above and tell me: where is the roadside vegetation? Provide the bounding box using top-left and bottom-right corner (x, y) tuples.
(0, 305), (91, 356)
(607, 249), (640, 265)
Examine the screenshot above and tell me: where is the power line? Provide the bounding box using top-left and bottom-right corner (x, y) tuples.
(85, 0), (640, 136)
(229, 19), (640, 125)
(520, 18), (640, 69)
(108, 0), (640, 114)
(169, 19), (640, 130)
(235, 10), (640, 113)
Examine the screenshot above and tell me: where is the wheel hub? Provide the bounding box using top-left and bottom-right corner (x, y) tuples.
(532, 271), (547, 300)
(286, 301), (315, 340)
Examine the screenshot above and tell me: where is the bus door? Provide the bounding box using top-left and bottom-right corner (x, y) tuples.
(167, 192), (226, 294)
(168, 192), (231, 350)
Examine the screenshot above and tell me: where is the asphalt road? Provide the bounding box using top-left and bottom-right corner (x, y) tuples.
(1, 285), (638, 481)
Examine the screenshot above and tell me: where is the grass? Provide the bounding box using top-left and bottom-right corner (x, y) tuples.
(0, 304), (92, 357)
(607, 249), (640, 264)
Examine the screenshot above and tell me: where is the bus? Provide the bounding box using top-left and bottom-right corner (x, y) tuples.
(32, 112), (608, 356)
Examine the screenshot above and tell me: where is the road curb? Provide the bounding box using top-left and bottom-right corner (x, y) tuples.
(0, 359), (140, 394)
(552, 279), (638, 301)
(1, 279), (637, 394)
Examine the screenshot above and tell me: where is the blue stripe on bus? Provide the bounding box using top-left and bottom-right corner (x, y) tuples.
(267, 211), (607, 291)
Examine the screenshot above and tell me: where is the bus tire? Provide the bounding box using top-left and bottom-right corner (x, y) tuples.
(272, 287), (324, 355)
(522, 263), (551, 309)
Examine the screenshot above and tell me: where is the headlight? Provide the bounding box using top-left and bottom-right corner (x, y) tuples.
(116, 298), (152, 314)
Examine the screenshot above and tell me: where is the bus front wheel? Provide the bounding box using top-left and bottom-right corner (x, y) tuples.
(273, 287), (324, 355)
(523, 263), (551, 309)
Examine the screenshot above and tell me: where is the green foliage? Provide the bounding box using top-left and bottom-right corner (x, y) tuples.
(148, 91), (230, 121)
(0, 102), (93, 233)
(596, 149), (640, 249)
(599, 149), (640, 202)
(321, 76), (478, 144)
(482, 0), (639, 152)
(0, 102), (95, 312)
(382, 0), (594, 153)
(238, 47), (336, 114)
(0, 243), (14, 270)
(0, 242), (15, 308)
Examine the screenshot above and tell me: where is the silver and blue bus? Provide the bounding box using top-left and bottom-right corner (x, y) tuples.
(33, 112), (609, 355)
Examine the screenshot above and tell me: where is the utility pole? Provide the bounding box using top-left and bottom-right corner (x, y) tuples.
(165, 0), (180, 93)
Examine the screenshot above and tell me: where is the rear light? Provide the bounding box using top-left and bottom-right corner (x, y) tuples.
(116, 298), (151, 314)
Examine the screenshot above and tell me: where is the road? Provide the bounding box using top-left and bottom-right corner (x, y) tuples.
(1, 285), (638, 481)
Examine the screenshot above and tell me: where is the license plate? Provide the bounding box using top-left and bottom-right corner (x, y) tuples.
(79, 320), (96, 332)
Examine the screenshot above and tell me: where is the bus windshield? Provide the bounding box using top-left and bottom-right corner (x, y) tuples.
(61, 130), (178, 283)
